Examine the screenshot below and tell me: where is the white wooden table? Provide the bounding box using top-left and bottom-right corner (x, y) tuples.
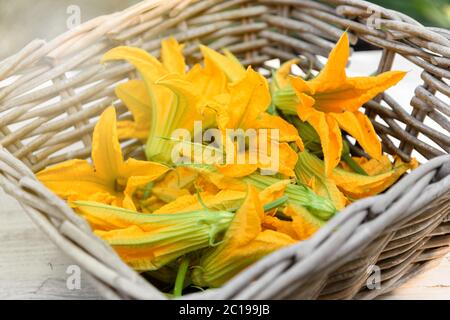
(0, 52), (449, 299)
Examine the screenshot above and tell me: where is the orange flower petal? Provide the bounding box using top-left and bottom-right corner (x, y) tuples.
(332, 157), (417, 199)
(297, 104), (343, 175)
(225, 67), (271, 130)
(296, 151), (347, 210)
(331, 110), (382, 160)
(92, 107), (124, 182)
(161, 37), (186, 75)
(275, 59), (300, 89)
(309, 32), (349, 91)
(102, 46), (167, 83)
(252, 113), (304, 150)
(199, 45), (246, 82)
(312, 71), (406, 113)
(36, 159), (112, 199)
(115, 80), (151, 140)
(216, 163), (259, 178)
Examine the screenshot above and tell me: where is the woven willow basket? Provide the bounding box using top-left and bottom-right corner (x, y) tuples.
(0, 0), (449, 300)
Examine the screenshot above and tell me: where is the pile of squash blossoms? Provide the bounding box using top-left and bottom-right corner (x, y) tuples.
(37, 32), (417, 295)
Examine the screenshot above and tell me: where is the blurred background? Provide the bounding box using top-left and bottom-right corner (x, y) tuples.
(370, 0), (450, 28)
(1, 0), (449, 60)
(0, 0), (139, 60)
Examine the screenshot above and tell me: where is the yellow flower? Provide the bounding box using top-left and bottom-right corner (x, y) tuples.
(154, 189), (246, 214)
(216, 140), (299, 178)
(153, 174), (289, 215)
(273, 58), (301, 90)
(212, 66), (302, 148)
(194, 165), (248, 192)
(245, 172), (336, 220)
(258, 180), (319, 241)
(186, 51), (228, 128)
(72, 201), (233, 271)
(296, 150), (418, 204)
(191, 186), (295, 287)
(258, 179), (290, 210)
(150, 166), (198, 203)
(102, 44), (200, 163)
(154, 176), (292, 215)
(161, 37), (230, 120)
(339, 154), (407, 176)
(288, 32), (406, 175)
(194, 46), (303, 154)
(252, 112), (303, 148)
(112, 39), (186, 142)
(262, 206), (320, 242)
(262, 215), (299, 240)
(37, 107), (169, 209)
(103, 38), (234, 162)
(213, 66), (270, 131)
(283, 205), (321, 240)
(115, 80), (151, 141)
(296, 150), (348, 210)
(113, 37), (193, 141)
(270, 59), (303, 115)
(332, 156), (418, 199)
(199, 45), (246, 82)
(208, 67), (303, 177)
(187, 163), (336, 220)
(105, 39), (301, 176)
(161, 37), (186, 75)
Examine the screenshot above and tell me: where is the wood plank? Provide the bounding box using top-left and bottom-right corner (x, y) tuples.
(379, 256), (450, 300)
(0, 188), (101, 299)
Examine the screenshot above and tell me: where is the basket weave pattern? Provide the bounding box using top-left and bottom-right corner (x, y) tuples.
(0, 0), (449, 299)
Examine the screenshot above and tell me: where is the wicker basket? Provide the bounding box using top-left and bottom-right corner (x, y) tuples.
(0, 0), (449, 300)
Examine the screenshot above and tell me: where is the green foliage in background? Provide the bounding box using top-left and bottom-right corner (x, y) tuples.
(370, 0), (450, 28)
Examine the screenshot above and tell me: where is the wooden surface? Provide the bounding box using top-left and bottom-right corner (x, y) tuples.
(0, 52), (449, 300)
(0, 189), (100, 299)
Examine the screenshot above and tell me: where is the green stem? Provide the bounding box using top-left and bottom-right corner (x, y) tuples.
(142, 181), (154, 199)
(342, 153), (368, 176)
(173, 257), (190, 297)
(263, 195), (289, 212)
